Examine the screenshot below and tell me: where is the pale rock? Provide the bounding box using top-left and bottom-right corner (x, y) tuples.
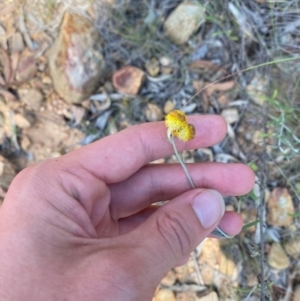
(160, 56), (172, 67)
(164, 2), (205, 45)
(14, 113), (31, 128)
(247, 76), (268, 106)
(153, 289), (176, 301)
(19, 89), (43, 111)
(293, 285), (300, 301)
(144, 103), (163, 122)
(198, 292), (219, 301)
(9, 32), (24, 53)
(146, 58), (160, 76)
(20, 135), (31, 150)
(164, 100), (175, 114)
(49, 12), (106, 104)
(16, 50), (37, 82)
(161, 66), (174, 75)
(113, 66), (145, 95)
(221, 108), (239, 124)
(176, 291), (200, 301)
(198, 238), (219, 285)
(284, 236), (300, 259)
(199, 238), (238, 287)
(267, 188), (294, 227)
(175, 255), (198, 284)
(161, 270), (176, 286)
(267, 243), (290, 270)
(151, 158), (165, 164)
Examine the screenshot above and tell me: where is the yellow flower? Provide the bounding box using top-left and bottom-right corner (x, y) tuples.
(165, 110), (195, 142)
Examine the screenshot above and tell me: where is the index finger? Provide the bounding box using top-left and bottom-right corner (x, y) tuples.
(61, 115), (227, 183)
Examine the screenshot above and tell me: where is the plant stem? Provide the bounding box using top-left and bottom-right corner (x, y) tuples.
(169, 133), (232, 239)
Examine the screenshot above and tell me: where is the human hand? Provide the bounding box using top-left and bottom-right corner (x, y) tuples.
(0, 115), (254, 301)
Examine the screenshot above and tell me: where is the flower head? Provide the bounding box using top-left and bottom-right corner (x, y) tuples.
(165, 110), (195, 142)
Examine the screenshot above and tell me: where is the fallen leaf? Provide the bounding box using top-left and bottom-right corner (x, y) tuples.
(189, 60), (227, 74)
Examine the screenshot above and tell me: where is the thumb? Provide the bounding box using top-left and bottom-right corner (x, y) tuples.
(135, 189), (225, 277)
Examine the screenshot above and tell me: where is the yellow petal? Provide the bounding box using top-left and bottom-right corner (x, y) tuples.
(175, 124), (195, 141)
(165, 110), (187, 133)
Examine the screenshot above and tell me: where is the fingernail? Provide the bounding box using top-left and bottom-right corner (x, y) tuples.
(192, 190), (225, 229)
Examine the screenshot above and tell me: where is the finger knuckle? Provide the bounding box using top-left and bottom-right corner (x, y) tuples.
(156, 210), (192, 260)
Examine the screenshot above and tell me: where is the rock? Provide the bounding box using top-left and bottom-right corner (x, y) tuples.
(283, 236), (300, 259)
(198, 292), (219, 301)
(19, 89), (43, 111)
(161, 270), (176, 286)
(20, 135), (31, 150)
(164, 2), (205, 45)
(153, 289), (176, 301)
(247, 76), (268, 106)
(14, 113), (31, 129)
(176, 292), (200, 301)
(199, 238), (238, 289)
(221, 108), (239, 124)
(175, 256), (198, 284)
(49, 12), (106, 104)
(164, 100), (176, 114)
(144, 103), (163, 121)
(160, 56), (172, 67)
(9, 32), (24, 53)
(267, 243), (290, 270)
(267, 188), (294, 227)
(294, 285), (300, 301)
(0, 155), (16, 192)
(16, 50), (37, 82)
(146, 58), (160, 76)
(113, 66), (145, 95)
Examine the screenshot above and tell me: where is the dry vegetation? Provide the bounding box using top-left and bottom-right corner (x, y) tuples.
(0, 0), (300, 300)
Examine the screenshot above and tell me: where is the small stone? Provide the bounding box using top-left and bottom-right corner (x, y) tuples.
(160, 56), (172, 67)
(175, 255), (198, 284)
(151, 158), (165, 164)
(164, 2), (205, 45)
(161, 269), (176, 286)
(9, 32), (24, 53)
(284, 236), (300, 259)
(221, 108), (239, 124)
(176, 291), (200, 301)
(19, 89), (43, 111)
(153, 289), (176, 301)
(42, 75), (53, 85)
(164, 100), (175, 114)
(71, 105), (86, 125)
(161, 66), (174, 75)
(247, 76), (268, 106)
(293, 285), (300, 301)
(267, 243), (290, 270)
(20, 135), (31, 150)
(16, 50), (37, 82)
(146, 58), (160, 76)
(14, 113), (31, 129)
(49, 12), (106, 104)
(198, 292), (219, 301)
(144, 103), (163, 122)
(267, 188), (294, 227)
(113, 66), (145, 95)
